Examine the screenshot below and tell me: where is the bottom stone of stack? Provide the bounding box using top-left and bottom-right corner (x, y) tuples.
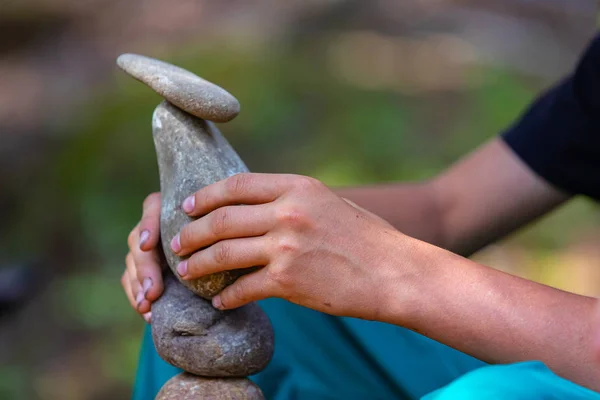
(155, 373), (265, 400)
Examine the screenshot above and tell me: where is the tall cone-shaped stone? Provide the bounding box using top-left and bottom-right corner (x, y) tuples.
(152, 101), (250, 298)
(149, 101), (273, 381)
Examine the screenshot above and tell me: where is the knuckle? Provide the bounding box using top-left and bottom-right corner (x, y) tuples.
(225, 173), (251, 197)
(143, 192), (160, 210)
(210, 208), (231, 236)
(276, 236), (300, 254)
(221, 282), (246, 309)
(276, 205), (308, 227)
(178, 225), (194, 249)
(266, 265), (292, 289)
(230, 280), (248, 304)
(198, 189), (214, 211)
(213, 242), (232, 266)
(233, 281), (246, 301)
(185, 254), (198, 275)
(131, 278), (141, 292)
(127, 228), (138, 248)
(140, 211), (158, 226)
(125, 252), (134, 266)
(294, 175), (322, 191)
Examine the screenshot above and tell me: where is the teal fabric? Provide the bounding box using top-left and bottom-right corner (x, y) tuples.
(132, 324), (181, 400)
(132, 298), (599, 399)
(422, 361), (600, 400)
(133, 298), (485, 399)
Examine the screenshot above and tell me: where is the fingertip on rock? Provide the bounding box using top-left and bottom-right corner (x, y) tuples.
(137, 299), (152, 314)
(182, 195), (195, 214)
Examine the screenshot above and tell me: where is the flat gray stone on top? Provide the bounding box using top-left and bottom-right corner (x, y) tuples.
(117, 53), (240, 122)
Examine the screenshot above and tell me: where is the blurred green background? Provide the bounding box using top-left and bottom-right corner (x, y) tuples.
(0, 1), (599, 399)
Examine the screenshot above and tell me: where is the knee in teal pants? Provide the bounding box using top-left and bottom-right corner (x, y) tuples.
(422, 361), (599, 400)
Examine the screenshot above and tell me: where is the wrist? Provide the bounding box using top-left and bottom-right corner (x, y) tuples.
(377, 233), (466, 328)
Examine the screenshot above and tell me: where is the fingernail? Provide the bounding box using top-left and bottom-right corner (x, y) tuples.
(177, 260), (188, 277)
(139, 230), (150, 248)
(182, 196), (195, 213)
(136, 291), (145, 308)
(171, 234), (181, 253)
(212, 295), (223, 310)
(143, 312), (152, 324)
(142, 277), (153, 297)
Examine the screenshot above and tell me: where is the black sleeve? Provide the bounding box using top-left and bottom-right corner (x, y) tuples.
(502, 34), (600, 201)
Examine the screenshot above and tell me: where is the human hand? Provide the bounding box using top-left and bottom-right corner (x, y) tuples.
(122, 192), (164, 323)
(594, 301), (600, 362)
(170, 173), (428, 321)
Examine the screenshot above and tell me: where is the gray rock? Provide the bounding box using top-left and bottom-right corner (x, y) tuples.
(155, 373), (265, 400)
(117, 53), (240, 123)
(152, 274), (274, 377)
(152, 100), (252, 299)
(118, 54), (275, 394)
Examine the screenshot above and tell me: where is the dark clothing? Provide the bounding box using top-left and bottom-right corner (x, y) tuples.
(503, 35), (600, 201)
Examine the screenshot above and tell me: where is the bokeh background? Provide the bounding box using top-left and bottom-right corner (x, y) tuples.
(1, 1), (599, 399)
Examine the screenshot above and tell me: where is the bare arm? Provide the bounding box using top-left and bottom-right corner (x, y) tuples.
(125, 137), (598, 389)
(388, 248), (599, 390)
(339, 139), (599, 388)
(336, 138), (571, 256)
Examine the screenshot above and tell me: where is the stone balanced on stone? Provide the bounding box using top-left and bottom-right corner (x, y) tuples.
(117, 54), (274, 399)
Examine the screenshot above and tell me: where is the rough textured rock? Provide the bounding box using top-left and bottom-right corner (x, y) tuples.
(152, 274), (274, 377)
(152, 100), (251, 299)
(117, 53), (240, 123)
(118, 53), (274, 398)
(155, 373), (264, 400)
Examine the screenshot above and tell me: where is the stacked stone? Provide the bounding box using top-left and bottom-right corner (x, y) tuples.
(117, 54), (274, 400)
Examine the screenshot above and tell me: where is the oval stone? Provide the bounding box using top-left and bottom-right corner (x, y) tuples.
(117, 53), (240, 122)
(155, 373), (264, 400)
(152, 274), (274, 377)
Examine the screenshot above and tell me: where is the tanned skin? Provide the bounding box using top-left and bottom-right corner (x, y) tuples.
(122, 138), (599, 390)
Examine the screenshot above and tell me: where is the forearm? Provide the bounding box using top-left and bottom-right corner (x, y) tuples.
(382, 241), (599, 390)
(335, 182), (445, 248)
(336, 139), (570, 257)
